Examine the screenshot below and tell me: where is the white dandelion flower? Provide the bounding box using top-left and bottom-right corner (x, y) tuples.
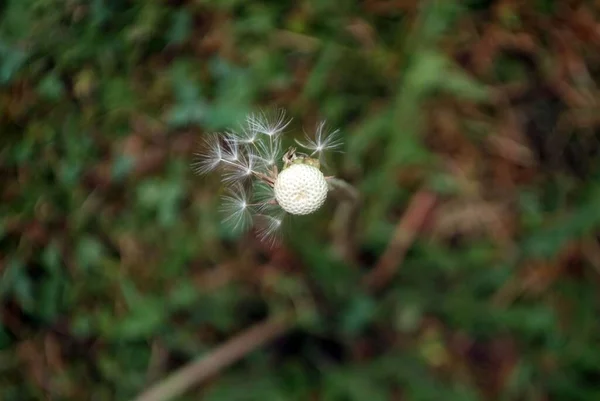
(295, 120), (343, 157)
(193, 108), (351, 246)
(247, 108), (292, 138)
(219, 184), (253, 233)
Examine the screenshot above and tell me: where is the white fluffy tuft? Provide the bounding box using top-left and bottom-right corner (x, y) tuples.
(219, 184), (253, 233)
(295, 120), (343, 158)
(191, 133), (224, 175)
(246, 108), (291, 138)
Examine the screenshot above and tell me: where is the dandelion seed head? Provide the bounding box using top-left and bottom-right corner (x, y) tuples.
(193, 109), (344, 245)
(274, 164), (328, 215)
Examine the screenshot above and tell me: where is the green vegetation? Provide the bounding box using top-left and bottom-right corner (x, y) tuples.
(2, 0), (600, 400)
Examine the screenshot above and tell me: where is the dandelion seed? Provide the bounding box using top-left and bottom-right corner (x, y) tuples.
(253, 136), (283, 172)
(222, 152), (256, 184)
(295, 120), (343, 157)
(222, 133), (241, 162)
(234, 127), (260, 145)
(255, 212), (285, 243)
(220, 184), (253, 233)
(247, 108), (291, 138)
(191, 133), (224, 175)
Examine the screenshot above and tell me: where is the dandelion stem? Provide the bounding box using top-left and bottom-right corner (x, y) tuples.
(253, 171), (276, 186)
(327, 177), (361, 263)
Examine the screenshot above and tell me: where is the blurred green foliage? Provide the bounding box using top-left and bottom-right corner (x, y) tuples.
(2, 0), (600, 400)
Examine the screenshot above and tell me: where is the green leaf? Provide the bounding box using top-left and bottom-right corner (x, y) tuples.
(0, 323), (11, 349)
(438, 68), (490, 101)
(341, 294), (377, 336)
(38, 277), (64, 321)
(37, 73), (65, 100)
(113, 299), (167, 340)
(76, 236), (106, 271)
(324, 367), (389, 401)
(0, 42), (28, 84)
(167, 9), (192, 44)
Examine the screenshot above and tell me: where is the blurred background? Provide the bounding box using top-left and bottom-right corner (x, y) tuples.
(2, 0), (600, 400)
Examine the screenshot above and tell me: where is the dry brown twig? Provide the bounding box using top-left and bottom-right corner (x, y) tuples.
(363, 190), (438, 290)
(145, 341), (169, 385)
(132, 314), (292, 401)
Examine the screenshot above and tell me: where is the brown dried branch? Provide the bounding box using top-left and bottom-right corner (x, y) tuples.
(363, 189), (438, 291)
(132, 313), (293, 401)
